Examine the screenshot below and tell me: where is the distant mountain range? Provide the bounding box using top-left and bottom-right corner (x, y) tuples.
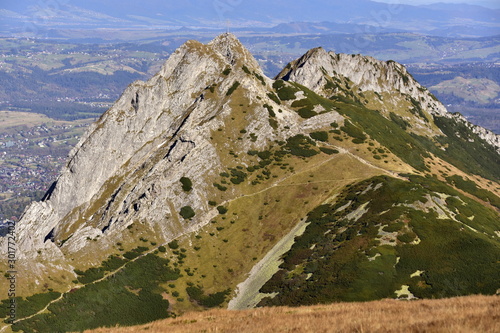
(1, 0), (499, 38)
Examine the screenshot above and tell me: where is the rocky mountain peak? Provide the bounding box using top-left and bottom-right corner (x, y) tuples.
(276, 47), (500, 150)
(277, 48), (447, 114)
(276, 46), (329, 81)
(1, 34), (498, 321)
(208, 33), (257, 67)
(9, 34), (259, 261)
(3, 33), (288, 267)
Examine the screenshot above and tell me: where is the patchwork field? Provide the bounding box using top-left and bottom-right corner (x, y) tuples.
(0, 111), (75, 131)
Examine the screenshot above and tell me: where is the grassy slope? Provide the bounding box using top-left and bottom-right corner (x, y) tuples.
(0, 77), (396, 331)
(257, 175), (500, 306)
(1, 57), (499, 332)
(84, 295), (500, 333)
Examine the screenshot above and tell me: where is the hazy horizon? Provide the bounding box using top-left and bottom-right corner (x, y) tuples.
(1, 0), (498, 39)
(374, 0), (500, 8)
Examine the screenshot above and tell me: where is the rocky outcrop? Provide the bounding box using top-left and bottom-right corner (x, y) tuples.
(1, 33), (498, 297)
(276, 47), (500, 151)
(1, 33), (341, 272)
(277, 48), (446, 115)
(451, 112), (500, 151)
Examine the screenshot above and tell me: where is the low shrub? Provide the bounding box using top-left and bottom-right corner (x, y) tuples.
(186, 286), (231, 308)
(180, 206), (195, 219)
(341, 120), (367, 142)
(217, 206), (228, 215)
(320, 147), (339, 155)
(226, 81), (240, 96)
(180, 177), (193, 192)
(168, 240), (179, 250)
(310, 131), (329, 142)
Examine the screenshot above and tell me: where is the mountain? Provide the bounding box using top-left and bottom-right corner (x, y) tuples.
(1, 0), (499, 37)
(0, 33), (499, 332)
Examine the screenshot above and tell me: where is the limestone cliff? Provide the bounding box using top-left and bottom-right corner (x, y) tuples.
(1, 34), (498, 312)
(276, 47), (500, 151)
(2, 34), (343, 282)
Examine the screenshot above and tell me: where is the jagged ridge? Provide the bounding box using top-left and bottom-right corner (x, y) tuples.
(1, 33), (499, 332)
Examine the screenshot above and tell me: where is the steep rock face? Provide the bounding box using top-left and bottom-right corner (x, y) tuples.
(277, 47), (446, 113)
(276, 47), (500, 151)
(1, 34), (499, 331)
(2, 33), (343, 277)
(7, 35), (246, 259)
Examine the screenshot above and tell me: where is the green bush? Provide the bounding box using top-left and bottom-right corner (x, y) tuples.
(310, 131), (329, 142)
(269, 118), (279, 129)
(217, 206), (228, 214)
(186, 286), (231, 308)
(168, 240), (179, 250)
(180, 206), (195, 219)
(264, 104), (276, 117)
(320, 147), (339, 155)
(389, 112), (410, 130)
(273, 80), (285, 89)
(397, 232), (417, 243)
(226, 81), (240, 96)
(273, 80), (298, 101)
(297, 108), (317, 119)
(277, 87), (297, 100)
(284, 135), (319, 157)
(229, 168), (247, 185)
(123, 246), (149, 260)
(75, 267), (105, 284)
(254, 72), (266, 86)
(352, 138), (365, 144)
(180, 177), (193, 192)
(341, 120), (367, 142)
(257, 151), (272, 160)
(267, 92), (281, 105)
(213, 183), (227, 191)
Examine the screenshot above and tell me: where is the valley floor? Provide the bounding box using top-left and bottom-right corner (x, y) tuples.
(84, 295), (499, 333)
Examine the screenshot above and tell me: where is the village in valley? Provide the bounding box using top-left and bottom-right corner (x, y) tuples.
(0, 112), (91, 222)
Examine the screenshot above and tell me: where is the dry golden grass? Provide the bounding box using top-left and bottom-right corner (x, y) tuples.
(84, 295), (499, 333)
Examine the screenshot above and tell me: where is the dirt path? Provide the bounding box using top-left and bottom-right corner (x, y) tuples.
(0, 142), (398, 329)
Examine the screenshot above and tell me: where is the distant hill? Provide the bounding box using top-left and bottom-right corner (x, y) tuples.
(1, 0), (499, 37)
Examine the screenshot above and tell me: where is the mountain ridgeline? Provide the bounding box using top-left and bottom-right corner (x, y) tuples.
(1, 34), (499, 332)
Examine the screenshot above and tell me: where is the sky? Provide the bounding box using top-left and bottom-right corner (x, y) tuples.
(374, 0), (500, 8)
(0, 0), (498, 36)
